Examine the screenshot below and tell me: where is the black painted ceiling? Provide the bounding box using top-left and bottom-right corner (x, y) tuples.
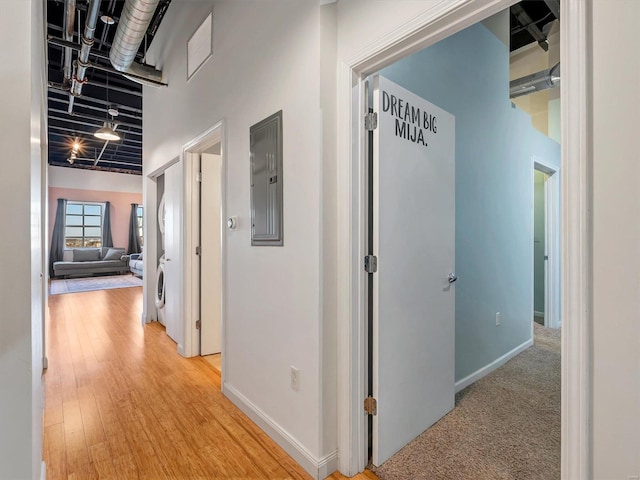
(46, 0), (170, 175)
(46, 0), (555, 175)
(510, 0), (559, 52)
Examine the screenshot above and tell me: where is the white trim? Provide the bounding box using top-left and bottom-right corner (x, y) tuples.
(179, 122), (226, 360)
(223, 383), (337, 480)
(317, 451), (339, 480)
(544, 169), (561, 330)
(41, 461), (46, 480)
(337, 0), (522, 475)
(455, 339), (533, 393)
(532, 156), (561, 331)
(560, 0), (591, 478)
(336, 0), (591, 477)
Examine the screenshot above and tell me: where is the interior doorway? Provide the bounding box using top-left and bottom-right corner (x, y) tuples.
(533, 159), (561, 330)
(181, 122), (226, 380)
(359, 4), (563, 475)
(199, 148), (223, 374)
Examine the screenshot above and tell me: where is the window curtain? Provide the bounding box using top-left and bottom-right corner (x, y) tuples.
(128, 203), (142, 254)
(102, 201), (113, 248)
(49, 198), (67, 277)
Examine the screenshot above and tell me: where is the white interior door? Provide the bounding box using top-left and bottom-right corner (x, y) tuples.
(200, 153), (222, 355)
(164, 161), (183, 344)
(545, 171), (561, 328)
(372, 75), (456, 466)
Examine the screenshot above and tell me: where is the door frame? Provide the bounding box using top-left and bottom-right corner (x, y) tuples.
(533, 158), (561, 330)
(181, 122), (227, 377)
(335, 0), (591, 478)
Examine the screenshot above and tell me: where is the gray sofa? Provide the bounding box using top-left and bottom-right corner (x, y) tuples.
(53, 247), (129, 278)
(129, 253), (143, 278)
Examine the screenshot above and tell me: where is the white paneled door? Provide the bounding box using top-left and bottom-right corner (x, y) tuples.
(164, 161), (183, 344)
(371, 75), (456, 465)
(200, 153), (222, 355)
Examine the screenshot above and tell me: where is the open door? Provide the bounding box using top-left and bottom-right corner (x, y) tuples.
(544, 171), (561, 329)
(200, 152), (222, 355)
(371, 75), (456, 465)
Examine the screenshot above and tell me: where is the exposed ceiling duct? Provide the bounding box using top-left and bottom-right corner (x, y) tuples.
(62, 0), (76, 87)
(70, 0), (101, 99)
(509, 62), (560, 99)
(109, 0), (164, 87)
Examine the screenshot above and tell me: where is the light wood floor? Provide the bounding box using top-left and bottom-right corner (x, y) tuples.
(44, 286), (378, 480)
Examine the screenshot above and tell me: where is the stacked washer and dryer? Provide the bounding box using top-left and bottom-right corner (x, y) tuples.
(155, 194), (167, 324)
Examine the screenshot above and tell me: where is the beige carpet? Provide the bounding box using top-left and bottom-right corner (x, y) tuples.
(372, 324), (560, 480)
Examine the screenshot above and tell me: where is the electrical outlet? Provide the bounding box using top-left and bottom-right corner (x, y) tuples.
(290, 366), (300, 391)
(496, 312), (501, 326)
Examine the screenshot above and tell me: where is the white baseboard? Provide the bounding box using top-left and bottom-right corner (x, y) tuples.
(317, 450), (339, 479)
(223, 382), (336, 480)
(455, 338), (534, 393)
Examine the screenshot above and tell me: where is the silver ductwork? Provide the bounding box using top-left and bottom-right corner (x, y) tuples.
(510, 63), (560, 99)
(109, 0), (164, 86)
(70, 0), (101, 98)
(62, 0), (76, 86)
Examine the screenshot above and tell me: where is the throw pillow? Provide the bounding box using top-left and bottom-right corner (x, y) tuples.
(103, 248), (125, 261)
(73, 248), (101, 262)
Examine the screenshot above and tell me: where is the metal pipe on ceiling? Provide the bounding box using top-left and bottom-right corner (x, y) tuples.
(48, 84), (143, 114)
(62, 0), (76, 86)
(49, 116), (143, 136)
(109, 0), (164, 87)
(69, 0), (101, 101)
(49, 108), (143, 130)
(510, 63), (560, 99)
(88, 61), (166, 87)
(49, 97), (142, 120)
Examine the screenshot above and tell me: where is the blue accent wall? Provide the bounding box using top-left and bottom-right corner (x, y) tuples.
(380, 22), (560, 381)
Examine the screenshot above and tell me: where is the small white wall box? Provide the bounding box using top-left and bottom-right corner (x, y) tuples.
(250, 110), (283, 246)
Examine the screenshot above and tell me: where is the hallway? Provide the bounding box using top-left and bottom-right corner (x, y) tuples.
(43, 287), (327, 479)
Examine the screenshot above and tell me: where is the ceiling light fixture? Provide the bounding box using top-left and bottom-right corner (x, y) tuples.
(100, 15), (115, 25)
(94, 74), (121, 141)
(94, 122), (121, 141)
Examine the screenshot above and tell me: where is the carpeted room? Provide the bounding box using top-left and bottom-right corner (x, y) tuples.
(365, 4), (561, 479)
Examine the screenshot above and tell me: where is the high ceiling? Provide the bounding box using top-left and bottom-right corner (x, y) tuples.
(46, 0), (171, 175)
(510, 0), (559, 52)
(46, 0), (556, 176)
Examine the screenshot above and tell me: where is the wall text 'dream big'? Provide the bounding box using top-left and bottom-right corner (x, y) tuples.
(382, 90), (438, 147)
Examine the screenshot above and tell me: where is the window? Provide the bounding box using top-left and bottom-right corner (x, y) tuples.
(137, 206), (144, 246)
(65, 202), (103, 248)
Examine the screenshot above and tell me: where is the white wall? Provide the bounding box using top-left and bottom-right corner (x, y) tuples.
(591, 0), (640, 477)
(48, 165), (142, 193)
(143, 0), (327, 473)
(337, 0), (450, 60)
(0, 0), (46, 478)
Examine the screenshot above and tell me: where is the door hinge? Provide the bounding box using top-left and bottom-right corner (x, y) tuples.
(196, 172), (203, 183)
(195, 246), (201, 255)
(364, 396), (377, 415)
(196, 320), (201, 329)
(364, 255), (378, 273)
(364, 112), (378, 131)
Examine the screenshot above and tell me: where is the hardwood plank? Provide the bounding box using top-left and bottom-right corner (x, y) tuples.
(44, 286), (316, 480)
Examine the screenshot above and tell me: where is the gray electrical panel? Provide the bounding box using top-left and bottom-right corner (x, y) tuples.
(250, 110), (283, 246)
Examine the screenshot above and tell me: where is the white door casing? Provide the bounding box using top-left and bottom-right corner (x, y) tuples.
(371, 75), (456, 465)
(200, 153), (223, 355)
(336, 0), (591, 477)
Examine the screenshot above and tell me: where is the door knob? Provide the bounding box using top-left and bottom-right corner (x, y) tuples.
(447, 273), (458, 284)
